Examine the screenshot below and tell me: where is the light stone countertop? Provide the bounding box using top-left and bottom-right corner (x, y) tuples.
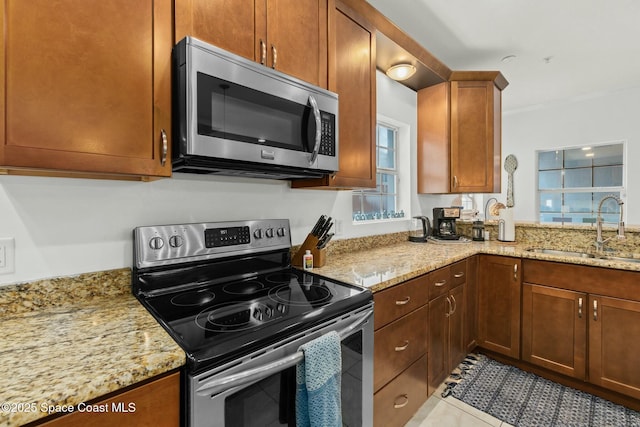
(2, 236), (639, 426)
(312, 240), (640, 293)
(0, 269), (185, 427)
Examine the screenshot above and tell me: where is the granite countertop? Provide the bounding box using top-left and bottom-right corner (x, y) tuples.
(2, 235), (639, 426)
(0, 269), (185, 427)
(313, 240), (640, 292)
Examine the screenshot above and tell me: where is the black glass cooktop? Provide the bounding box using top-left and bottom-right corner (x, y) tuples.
(138, 267), (370, 372)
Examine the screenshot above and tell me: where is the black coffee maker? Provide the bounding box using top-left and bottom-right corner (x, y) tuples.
(432, 207), (461, 240)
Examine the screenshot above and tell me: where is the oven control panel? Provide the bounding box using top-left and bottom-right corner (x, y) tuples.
(134, 219), (291, 269)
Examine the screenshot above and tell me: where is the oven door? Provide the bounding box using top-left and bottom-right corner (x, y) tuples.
(188, 304), (373, 427)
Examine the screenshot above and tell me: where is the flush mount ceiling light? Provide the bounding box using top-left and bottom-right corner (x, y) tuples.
(386, 63), (416, 81)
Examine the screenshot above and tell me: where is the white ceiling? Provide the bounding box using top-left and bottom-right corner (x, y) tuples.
(366, 0), (640, 112)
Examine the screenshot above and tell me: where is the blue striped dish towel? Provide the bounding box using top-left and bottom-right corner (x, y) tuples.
(295, 331), (342, 427)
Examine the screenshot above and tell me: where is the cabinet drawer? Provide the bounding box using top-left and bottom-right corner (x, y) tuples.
(374, 354), (428, 427)
(374, 275), (429, 329)
(428, 266), (451, 301)
(374, 305), (428, 391)
(451, 259), (467, 286)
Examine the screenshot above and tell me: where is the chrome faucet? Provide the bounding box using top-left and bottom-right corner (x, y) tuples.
(595, 195), (625, 252)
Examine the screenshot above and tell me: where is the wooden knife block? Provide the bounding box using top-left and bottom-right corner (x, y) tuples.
(292, 233), (327, 268)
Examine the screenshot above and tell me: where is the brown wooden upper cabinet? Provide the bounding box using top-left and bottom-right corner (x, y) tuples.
(292, 0), (377, 189)
(0, 0), (173, 179)
(175, 0), (329, 89)
(417, 71), (508, 193)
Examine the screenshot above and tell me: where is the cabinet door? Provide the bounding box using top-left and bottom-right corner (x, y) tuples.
(477, 255), (521, 358)
(450, 81), (501, 193)
(175, 0), (258, 61)
(265, 0), (328, 87)
(589, 295), (640, 399)
(291, 1), (376, 189)
(428, 293), (449, 395)
(2, 0), (172, 178)
(522, 284), (586, 379)
(449, 284), (466, 372)
(417, 82), (450, 194)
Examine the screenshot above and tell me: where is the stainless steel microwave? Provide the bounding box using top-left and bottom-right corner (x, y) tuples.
(172, 37), (339, 179)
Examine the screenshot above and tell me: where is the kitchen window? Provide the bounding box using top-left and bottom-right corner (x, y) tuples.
(352, 121), (405, 221)
(537, 142), (625, 224)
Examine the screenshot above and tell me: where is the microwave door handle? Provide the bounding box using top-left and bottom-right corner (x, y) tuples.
(195, 308), (373, 396)
(308, 94), (322, 165)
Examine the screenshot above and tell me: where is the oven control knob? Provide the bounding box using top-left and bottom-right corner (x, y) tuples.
(253, 308), (263, 321)
(265, 228), (274, 238)
(253, 229), (263, 239)
(277, 303), (286, 313)
(149, 236), (165, 250)
(169, 235), (184, 248)
(276, 228), (286, 237)
(265, 304), (273, 317)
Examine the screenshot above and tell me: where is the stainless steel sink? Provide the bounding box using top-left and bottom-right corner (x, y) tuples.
(525, 248), (595, 258)
(526, 248), (640, 263)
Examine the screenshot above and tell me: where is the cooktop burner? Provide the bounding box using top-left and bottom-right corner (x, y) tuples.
(222, 280), (264, 295)
(170, 289), (216, 307)
(132, 219), (372, 372)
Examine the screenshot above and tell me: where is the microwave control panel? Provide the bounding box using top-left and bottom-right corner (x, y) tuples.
(318, 112), (336, 157)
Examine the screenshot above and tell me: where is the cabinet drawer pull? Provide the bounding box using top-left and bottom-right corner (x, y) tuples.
(260, 39), (266, 65)
(395, 341), (409, 352)
(434, 280), (447, 287)
(593, 299), (598, 321)
(578, 297), (583, 318)
(452, 175), (458, 189)
(513, 264), (518, 280)
(393, 394), (409, 409)
(454, 272), (465, 279)
(271, 44), (277, 69)
(160, 129), (168, 166)
(395, 297), (411, 306)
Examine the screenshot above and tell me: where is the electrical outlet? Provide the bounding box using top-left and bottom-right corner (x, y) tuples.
(0, 237), (15, 274)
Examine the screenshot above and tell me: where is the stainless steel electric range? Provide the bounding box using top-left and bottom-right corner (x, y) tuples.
(132, 219), (373, 427)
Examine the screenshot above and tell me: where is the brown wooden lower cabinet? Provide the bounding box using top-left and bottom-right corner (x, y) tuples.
(521, 259), (640, 402)
(373, 355), (428, 427)
(589, 295), (640, 399)
(477, 255), (521, 358)
(522, 283), (586, 379)
(37, 372), (180, 427)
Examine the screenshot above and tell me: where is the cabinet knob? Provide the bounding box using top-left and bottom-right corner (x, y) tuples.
(260, 39), (266, 65)
(393, 394), (409, 409)
(395, 297), (411, 306)
(271, 44), (277, 69)
(160, 129), (168, 166)
(394, 341), (409, 352)
(578, 297), (583, 318)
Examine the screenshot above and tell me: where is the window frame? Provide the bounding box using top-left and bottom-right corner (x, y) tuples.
(536, 141), (626, 225)
(352, 121), (402, 222)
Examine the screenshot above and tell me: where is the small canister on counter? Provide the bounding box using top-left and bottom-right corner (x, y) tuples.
(472, 220), (485, 241)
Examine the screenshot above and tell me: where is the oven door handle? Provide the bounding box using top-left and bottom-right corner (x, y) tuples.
(196, 307), (373, 396)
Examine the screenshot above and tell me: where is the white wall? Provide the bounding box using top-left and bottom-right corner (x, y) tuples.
(0, 71), (418, 286)
(419, 86), (640, 225)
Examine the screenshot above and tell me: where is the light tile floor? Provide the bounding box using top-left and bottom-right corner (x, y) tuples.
(405, 382), (515, 427)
